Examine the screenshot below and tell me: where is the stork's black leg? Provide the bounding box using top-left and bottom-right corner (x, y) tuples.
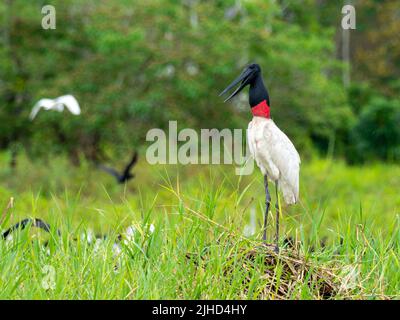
(274, 181), (280, 253)
(263, 175), (271, 242)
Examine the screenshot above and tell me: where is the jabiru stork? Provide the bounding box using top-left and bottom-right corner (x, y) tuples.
(220, 63), (300, 252)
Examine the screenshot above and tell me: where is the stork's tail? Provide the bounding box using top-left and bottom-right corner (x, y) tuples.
(280, 181), (299, 205)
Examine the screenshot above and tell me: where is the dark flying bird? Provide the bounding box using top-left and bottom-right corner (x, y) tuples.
(220, 63), (301, 252)
(98, 151), (138, 184)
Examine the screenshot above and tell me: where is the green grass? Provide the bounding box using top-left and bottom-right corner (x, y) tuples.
(0, 152), (399, 299)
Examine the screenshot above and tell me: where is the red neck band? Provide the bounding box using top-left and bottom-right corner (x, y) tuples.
(251, 100), (270, 118)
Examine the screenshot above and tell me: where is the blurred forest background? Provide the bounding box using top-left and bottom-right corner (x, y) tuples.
(0, 0), (399, 166)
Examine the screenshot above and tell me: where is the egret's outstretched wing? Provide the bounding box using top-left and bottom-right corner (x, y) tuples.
(98, 165), (121, 180)
(29, 98), (55, 120)
(55, 95), (81, 115)
(30, 95), (80, 120)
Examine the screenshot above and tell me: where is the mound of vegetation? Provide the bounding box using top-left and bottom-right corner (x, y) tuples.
(187, 242), (356, 300)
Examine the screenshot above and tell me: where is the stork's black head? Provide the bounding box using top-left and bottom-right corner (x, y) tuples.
(219, 63), (270, 107)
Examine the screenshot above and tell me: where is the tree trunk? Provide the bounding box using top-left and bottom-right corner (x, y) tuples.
(342, 26), (351, 88)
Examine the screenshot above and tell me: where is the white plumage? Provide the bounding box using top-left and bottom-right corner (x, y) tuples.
(29, 94), (81, 120)
(248, 117), (300, 205)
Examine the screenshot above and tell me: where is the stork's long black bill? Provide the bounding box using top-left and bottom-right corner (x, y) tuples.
(219, 68), (253, 102)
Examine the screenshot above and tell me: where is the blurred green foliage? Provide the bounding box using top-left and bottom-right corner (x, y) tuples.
(0, 0), (398, 164)
(350, 97), (400, 162)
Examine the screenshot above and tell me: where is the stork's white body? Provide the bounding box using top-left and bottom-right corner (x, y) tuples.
(29, 94), (81, 120)
(248, 116), (301, 205)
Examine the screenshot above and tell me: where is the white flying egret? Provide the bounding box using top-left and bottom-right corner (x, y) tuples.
(220, 63), (301, 252)
(29, 94), (81, 120)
